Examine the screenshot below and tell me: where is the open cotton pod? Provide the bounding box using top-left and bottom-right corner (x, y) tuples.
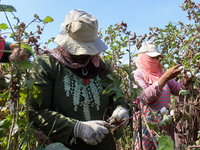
(185, 71), (192, 78)
(178, 66), (184, 73)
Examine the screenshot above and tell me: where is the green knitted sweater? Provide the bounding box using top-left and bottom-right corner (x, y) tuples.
(29, 54), (128, 150)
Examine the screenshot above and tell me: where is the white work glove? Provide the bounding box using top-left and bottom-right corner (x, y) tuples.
(108, 107), (130, 129)
(74, 120), (110, 145)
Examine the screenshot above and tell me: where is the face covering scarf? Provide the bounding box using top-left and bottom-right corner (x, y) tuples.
(40, 46), (102, 79)
(135, 53), (163, 84)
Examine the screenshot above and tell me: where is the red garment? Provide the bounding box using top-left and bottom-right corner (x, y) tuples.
(132, 70), (186, 150)
(0, 37), (5, 60)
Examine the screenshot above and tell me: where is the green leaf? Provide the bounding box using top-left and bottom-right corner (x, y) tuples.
(34, 14), (39, 18)
(12, 68), (18, 76)
(133, 81), (143, 96)
(158, 135), (174, 150)
(158, 120), (166, 127)
(154, 134), (160, 142)
(11, 124), (19, 136)
(13, 43), (34, 55)
(148, 122), (160, 133)
(26, 79), (35, 89)
(21, 43), (33, 54)
(43, 16), (54, 23)
(9, 33), (14, 38)
(0, 5), (17, 12)
(0, 78), (8, 90)
(100, 74), (124, 100)
(32, 85), (43, 107)
(113, 129), (123, 140)
(0, 128), (4, 137)
(0, 91), (8, 98)
(99, 79), (113, 87)
(179, 90), (189, 95)
(22, 145), (27, 150)
(148, 110), (158, 121)
(192, 53), (200, 62)
(0, 23), (8, 30)
(183, 113), (190, 120)
(0, 119), (12, 129)
(129, 86), (138, 99)
(16, 60), (34, 70)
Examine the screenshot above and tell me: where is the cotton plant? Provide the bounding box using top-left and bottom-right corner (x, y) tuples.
(147, 107), (173, 136)
(178, 65), (192, 78)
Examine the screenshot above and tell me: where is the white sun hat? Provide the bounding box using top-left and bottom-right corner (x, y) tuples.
(54, 9), (107, 55)
(138, 43), (164, 58)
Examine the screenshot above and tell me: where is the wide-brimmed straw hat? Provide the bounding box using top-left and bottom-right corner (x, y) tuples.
(54, 9), (107, 55)
(138, 43), (164, 58)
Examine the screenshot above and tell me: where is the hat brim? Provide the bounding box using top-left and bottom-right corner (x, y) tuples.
(146, 52), (164, 59)
(54, 24), (107, 55)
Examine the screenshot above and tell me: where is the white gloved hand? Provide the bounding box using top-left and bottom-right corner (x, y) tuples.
(108, 107), (129, 129)
(73, 120), (109, 145)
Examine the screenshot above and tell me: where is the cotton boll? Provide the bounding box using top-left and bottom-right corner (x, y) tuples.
(186, 71), (192, 78)
(178, 66), (184, 73)
(160, 107), (169, 116)
(170, 110), (174, 116)
(178, 66), (183, 69)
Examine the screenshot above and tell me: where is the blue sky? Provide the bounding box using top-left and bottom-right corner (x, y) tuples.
(0, 0), (198, 53)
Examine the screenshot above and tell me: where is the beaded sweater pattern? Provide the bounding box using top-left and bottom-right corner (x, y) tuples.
(63, 68), (103, 121)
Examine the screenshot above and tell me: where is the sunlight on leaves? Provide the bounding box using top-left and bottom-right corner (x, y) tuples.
(0, 5), (17, 12)
(11, 124), (19, 136)
(0, 23), (8, 30)
(43, 16), (54, 23)
(158, 135), (174, 150)
(16, 60), (34, 70)
(179, 90), (189, 95)
(192, 53), (200, 62)
(100, 74), (124, 100)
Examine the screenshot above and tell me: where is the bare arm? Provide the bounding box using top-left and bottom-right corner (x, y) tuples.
(157, 64), (182, 91)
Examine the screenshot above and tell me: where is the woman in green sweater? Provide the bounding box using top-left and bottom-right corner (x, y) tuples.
(29, 9), (129, 150)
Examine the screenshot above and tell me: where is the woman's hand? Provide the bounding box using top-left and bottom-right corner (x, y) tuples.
(158, 64), (183, 91)
(163, 64), (183, 80)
